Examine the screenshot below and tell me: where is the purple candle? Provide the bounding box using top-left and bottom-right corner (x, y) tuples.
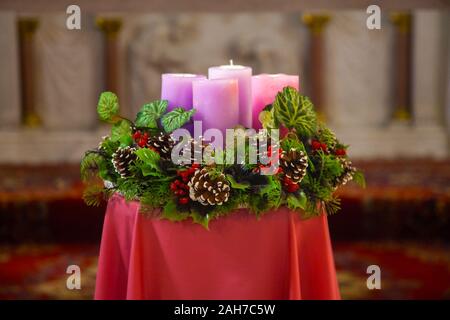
(251, 74), (299, 129)
(208, 61), (252, 128)
(192, 79), (239, 135)
(161, 73), (207, 111)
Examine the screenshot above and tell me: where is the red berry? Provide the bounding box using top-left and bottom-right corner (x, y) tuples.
(178, 197), (189, 205)
(311, 140), (321, 150)
(132, 131), (141, 140)
(335, 149), (346, 156)
(286, 183), (299, 193)
(142, 132), (149, 139)
(321, 143), (328, 151)
(170, 182), (177, 191)
(181, 184), (189, 190)
(283, 176), (293, 185)
(138, 139), (146, 148)
(192, 164), (200, 169)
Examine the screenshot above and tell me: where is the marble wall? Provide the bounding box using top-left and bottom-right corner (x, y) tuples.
(0, 10), (448, 163)
(121, 13), (304, 117)
(0, 12), (21, 128)
(34, 14), (102, 130)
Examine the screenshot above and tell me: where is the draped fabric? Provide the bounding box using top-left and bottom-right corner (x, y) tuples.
(95, 194), (340, 300)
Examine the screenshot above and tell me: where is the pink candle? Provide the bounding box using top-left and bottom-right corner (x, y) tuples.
(208, 61), (252, 128)
(251, 74), (299, 129)
(192, 79), (239, 134)
(161, 73), (207, 112)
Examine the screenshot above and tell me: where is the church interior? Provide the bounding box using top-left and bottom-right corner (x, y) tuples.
(0, 1), (449, 299)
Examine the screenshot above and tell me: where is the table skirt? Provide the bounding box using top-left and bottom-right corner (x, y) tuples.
(95, 194), (340, 299)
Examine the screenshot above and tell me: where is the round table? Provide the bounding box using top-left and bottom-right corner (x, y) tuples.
(95, 194), (340, 299)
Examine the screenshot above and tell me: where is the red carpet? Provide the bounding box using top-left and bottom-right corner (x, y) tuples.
(0, 241), (449, 300)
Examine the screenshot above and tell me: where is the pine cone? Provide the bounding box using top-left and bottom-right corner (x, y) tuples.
(112, 146), (137, 178)
(334, 158), (356, 188)
(188, 169), (230, 206)
(147, 132), (175, 161)
(279, 148), (308, 184)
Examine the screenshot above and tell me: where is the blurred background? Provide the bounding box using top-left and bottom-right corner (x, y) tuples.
(0, 0), (449, 299)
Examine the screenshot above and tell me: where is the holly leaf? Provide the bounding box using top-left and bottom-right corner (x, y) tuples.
(135, 100), (168, 128)
(273, 87), (317, 136)
(287, 192), (307, 211)
(226, 174), (249, 190)
(135, 148), (161, 176)
(190, 211), (210, 229)
(119, 135), (133, 148)
(110, 120), (132, 146)
(97, 92), (119, 122)
(162, 200), (187, 222)
(161, 108), (196, 133)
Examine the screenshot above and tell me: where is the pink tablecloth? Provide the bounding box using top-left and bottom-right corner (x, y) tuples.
(95, 194), (340, 300)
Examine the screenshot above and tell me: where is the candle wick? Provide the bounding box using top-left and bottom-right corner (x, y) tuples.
(229, 59), (233, 66)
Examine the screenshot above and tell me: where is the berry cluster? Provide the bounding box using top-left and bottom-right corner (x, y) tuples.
(312, 139), (346, 157)
(170, 164), (200, 205)
(258, 145), (282, 175)
(132, 130), (149, 148)
(311, 140), (328, 153)
(282, 176), (299, 193)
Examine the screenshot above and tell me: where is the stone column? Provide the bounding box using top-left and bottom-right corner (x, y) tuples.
(96, 17), (122, 95)
(18, 17), (40, 127)
(302, 14), (330, 119)
(390, 12), (413, 121)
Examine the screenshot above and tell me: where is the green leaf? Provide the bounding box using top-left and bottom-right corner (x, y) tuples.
(135, 148), (161, 176)
(99, 137), (120, 156)
(272, 87), (317, 136)
(135, 100), (168, 128)
(287, 192), (307, 211)
(190, 211), (210, 229)
(353, 170), (366, 188)
(110, 120), (132, 146)
(82, 184), (105, 207)
(162, 199), (187, 222)
(119, 135), (133, 147)
(97, 92), (119, 122)
(161, 108), (196, 133)
(280, 137), (306, 153)
(258, 110), (276, 129)
(80, 152), (108, 182)
(226, 174), (250, 190)
(323, 197), (341, 215)
(139, 181), (172, 209)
